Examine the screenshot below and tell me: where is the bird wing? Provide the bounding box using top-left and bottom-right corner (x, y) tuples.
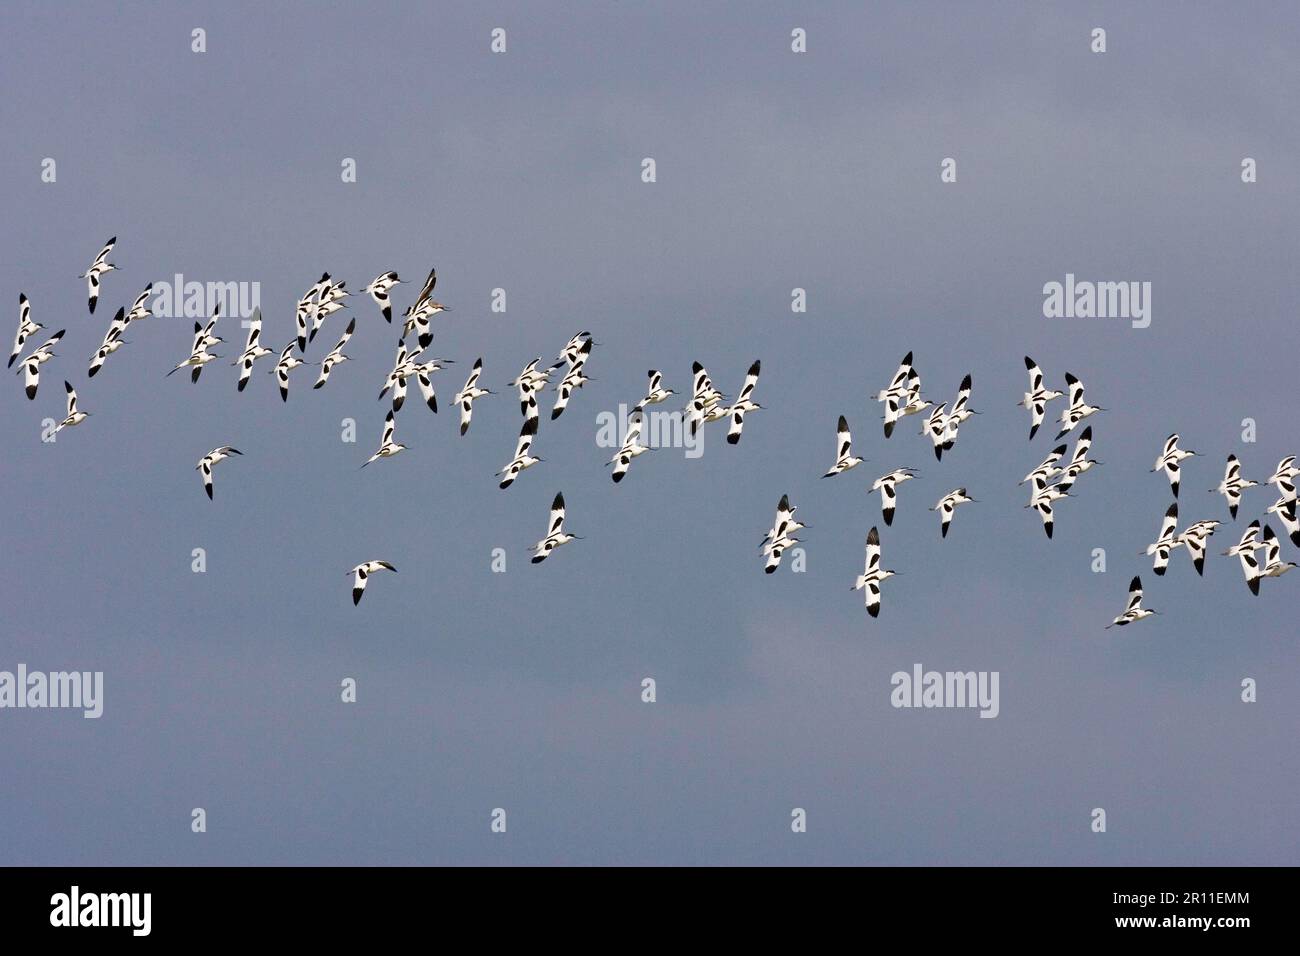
(1126, 576), (1143, 613)
(547, 492), (566, 537)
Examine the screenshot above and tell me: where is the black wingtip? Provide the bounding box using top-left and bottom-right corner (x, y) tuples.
(1248, 577), (1260, 596)
(1028, 425), (1039, 440)
(1154, 566), (1166, 576)
(531, 555), (545, 564)
(1023, 355), (1034, 369)
(1044, 524), (1053, 539)
(868, 604), (880, 618)
(883, 510), (894, 526)
(205, 485), (213, 501)
(764, 565), (777, 574)
(726, 433), (740, 445)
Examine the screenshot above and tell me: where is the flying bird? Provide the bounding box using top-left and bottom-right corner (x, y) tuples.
(362, 411), (406, 467)
(402, 266), (450, 350)
(874, 351), (914, 438)
(552, 331), (594, 370)
(273, 341), (307, 401)
(234, 308), (275, 391)
(1018, 356), (1063, 441)
(931, 487), (976, 538)
(1265, 496), (1300, 547)
(9, 293), (42, 369)
(871, 468), (918, 526)
(349, 560), (397, 605)
(726, 360), (762, 444)
(1176, 519), (1221, 577)
(195, 446), (242, 500)
(822, 415), (864, 477)
(550, 339), (594, 420)
(852, 526), (897, 618)
(1105, 575), (1159, 629)
(1026, 476), (1071, 539)
(453, 358), (494, 435)
(16, 328), (64, 399)
(1152, 433), (1198, 498)
(54, 381), (89, 433)
(1222, 520), (1264, 595)
(88, 307), (129, 378)
(362, 271), (402, 323)
(313, 317), (355, 389)
(922, 402), (949, 461)
(1021, 444), (1067, 488)
(1055, 427), (1100, 492)
(1259, 524), (1297, 580)
(530, 492), (581, 563)
(497, 416), (541, 489)
(1210, 454), (1258, 519)
(642, 369), (674, 406)
(940, 374), (977, 451)
(1054, 372), (1103, 440)
(608, 406), (650, 483)
(79, 237), (117, 314)
(1143, 502), (1182, 576)
(760, 494), (806, 572)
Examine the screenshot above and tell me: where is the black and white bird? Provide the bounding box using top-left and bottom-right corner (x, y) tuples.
(508, 358), (551, 420)
(760, 494), (806, 568)
(1055, 427), (1100, 492)
(361, 410), (406, 467)
(1021, 444), (1068, 488)
(413, 357), (453, 413)
(125, 284), (154, 324)
(17, 328), (64, 399)
(940, 374), (977, 452)
(195, 446), (242, 500)
(88, 306), (129, 378)
(79, 237), (116, 314)
(608, 406), (650, 483)
(273, 341), (307, 401)
(402, 267), (450, 350)
(530, 492), (581, 563)
(875, 351), (914, 438)
(1026, 475), (1072, 539)
(1176, 519), (1221, 577)
(551, 331), (594, 370)
(1260, 524), (1297, 580)
(1054, 373), (1103, 440)
(871, 468), (918, 526)
(822, 416), (864, 477)
(1152, 433), (1198, 498)
(1143, 502), (1183, 576)
(1105, 575), (1159, 629)
(551, 339), (594, 420)
(1222, 520), (1264, 595)
(9, 294), (42, 369)
(312, 318), (355, 389)
(642, 369), (674, 406)
(922, 402), (949, 461)
(54, 381), (89, 433)
(852, 526), (897, 618)
(233, 308), (275, 392)
(167, 345), (218, 383)
(931, 487), (976, 538)
(362, 271), (402, 323)
(895, 369), (932, 430)
(1019, 356), (1063, 441)
(1267, 456), (1298, 497)
(349, 560), (397, 605)
(1265, 496), (1300, 547)
(726, 360), (762, 444)
(685, 361), (727, 437)
(497, 416), (541, 489)
(453, 358), (494, 435)
(1210, 454), (1258, 519)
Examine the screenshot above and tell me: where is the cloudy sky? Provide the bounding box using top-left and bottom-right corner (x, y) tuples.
(1, 2), (1297, 864)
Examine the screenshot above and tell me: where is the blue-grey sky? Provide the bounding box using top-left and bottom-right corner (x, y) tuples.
(1, 2), (1297, 865)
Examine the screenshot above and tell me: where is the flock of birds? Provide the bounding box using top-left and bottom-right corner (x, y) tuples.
(10, 238), (1298, 620)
